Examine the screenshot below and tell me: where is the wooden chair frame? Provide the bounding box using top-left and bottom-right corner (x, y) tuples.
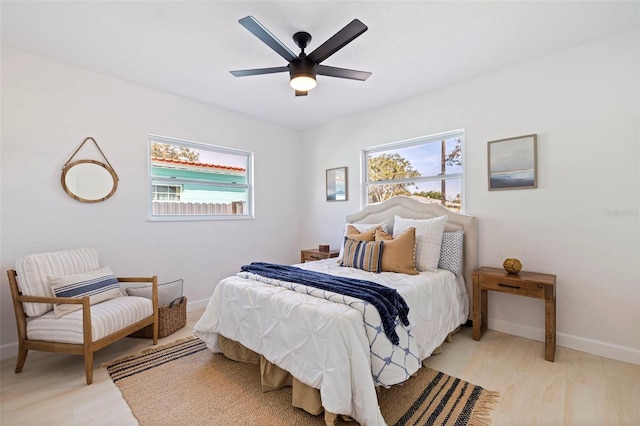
(7, 270), (159, 385)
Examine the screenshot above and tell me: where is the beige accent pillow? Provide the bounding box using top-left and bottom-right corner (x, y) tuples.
(337, 225), (381, 264)
(338, 221), (389, 259)
(375, 227), (419, 275)
(345, 224), (378, 241)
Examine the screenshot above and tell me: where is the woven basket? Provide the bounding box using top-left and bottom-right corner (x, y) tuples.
(130, 297), (187, 339)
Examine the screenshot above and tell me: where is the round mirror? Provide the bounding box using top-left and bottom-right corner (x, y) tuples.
(61, 160), (118, 203)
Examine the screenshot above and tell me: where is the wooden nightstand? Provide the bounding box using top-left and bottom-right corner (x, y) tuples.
(472, 266), (557, 362)
(300, 248), (339, 263)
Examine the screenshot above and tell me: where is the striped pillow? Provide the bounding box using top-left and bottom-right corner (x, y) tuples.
(49, 266), (122, 318)
(340, 238), (383, 273)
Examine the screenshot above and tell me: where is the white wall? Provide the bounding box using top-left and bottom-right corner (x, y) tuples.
(2, 28), (638, 365)
(0, 47), (302, 358)
(299, 29), (640, 364)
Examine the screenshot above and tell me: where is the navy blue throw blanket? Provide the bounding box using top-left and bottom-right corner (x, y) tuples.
(240, 262), (410, 345)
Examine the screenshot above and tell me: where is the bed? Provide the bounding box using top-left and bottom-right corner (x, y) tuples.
(194, 196), (477, 425)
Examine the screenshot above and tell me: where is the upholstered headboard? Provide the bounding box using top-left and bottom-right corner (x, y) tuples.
(346, 196), (477, 317)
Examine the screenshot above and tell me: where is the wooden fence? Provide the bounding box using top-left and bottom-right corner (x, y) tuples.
(152, 201), (245, 215)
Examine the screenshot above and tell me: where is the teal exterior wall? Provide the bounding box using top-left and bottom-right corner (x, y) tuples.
(151, 164), (247, 203)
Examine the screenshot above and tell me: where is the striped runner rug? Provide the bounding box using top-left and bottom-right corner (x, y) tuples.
(106, 336), (499, 425)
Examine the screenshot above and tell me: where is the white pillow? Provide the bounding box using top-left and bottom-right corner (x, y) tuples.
(338, 221), (389, 259)
(393, 215), (448, 271)
(49, 266), (122, 318)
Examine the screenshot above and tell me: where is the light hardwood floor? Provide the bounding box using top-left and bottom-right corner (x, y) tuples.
(1, 309), (639, 425)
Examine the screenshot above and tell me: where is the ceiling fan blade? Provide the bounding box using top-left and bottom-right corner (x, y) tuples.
(317, 65), (371, 81)
(238, 16), (297, 62)
(295, 90), (308, 97)
(230, 66), (289, 77)
(308, 19), (368, 64)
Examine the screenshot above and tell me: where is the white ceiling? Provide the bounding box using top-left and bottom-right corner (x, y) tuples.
(2, 1), (638, 130)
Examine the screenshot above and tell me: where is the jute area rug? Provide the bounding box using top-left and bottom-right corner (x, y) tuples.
(106, 337), (499, 426)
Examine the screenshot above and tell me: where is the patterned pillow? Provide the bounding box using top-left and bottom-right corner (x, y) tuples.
(338, 221), (388, 259)
(49, 266), (122, 318)
(374, 227), (419, 275)
(393, 215), (448, 271)
(340, 238), (383, 273)
(438, 231), (464, 277)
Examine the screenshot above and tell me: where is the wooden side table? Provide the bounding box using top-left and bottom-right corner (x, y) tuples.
(472, 266), (557, 361)
(300, 248), (339, 263)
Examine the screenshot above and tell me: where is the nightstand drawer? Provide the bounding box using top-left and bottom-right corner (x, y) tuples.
(303, 252), (326, 262)
(300, 249), (339, 263)
(478, 275), (546, 298)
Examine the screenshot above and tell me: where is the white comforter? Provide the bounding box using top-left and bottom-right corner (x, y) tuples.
(193, 259), (468, 425)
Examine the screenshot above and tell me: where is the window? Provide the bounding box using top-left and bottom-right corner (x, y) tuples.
(362, 130), (464, 212)
(152, 184), (182, 201)
(148, 135), (253, 220)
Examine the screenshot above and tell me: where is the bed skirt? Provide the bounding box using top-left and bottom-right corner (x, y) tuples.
(218, 335), (334, 422)
(217, 328), (460, 426)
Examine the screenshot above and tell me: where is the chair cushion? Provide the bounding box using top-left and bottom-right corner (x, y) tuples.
(25, 296), (152, 344)
(50, 266), (123, 318)
(16, 248), (100, 317)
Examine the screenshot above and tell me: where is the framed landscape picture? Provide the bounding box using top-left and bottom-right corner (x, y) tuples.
(326, 167), (348, 201)
(487, 134), (537, 191)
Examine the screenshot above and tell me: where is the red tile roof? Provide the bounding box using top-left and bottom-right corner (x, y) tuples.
(151, 157), (245, 172)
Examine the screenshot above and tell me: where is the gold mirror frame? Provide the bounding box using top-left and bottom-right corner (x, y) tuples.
(61, 159), (118, 203)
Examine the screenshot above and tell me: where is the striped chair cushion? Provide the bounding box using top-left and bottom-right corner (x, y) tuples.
(16, 248), (100, 317)
(50, 266), (123, 318)
(26, 296), (153, 344)
(340, 238), (383, 273)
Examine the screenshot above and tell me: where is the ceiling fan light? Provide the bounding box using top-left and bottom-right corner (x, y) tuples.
(290, 74), (316, 91)
(289, 58), (317, 92)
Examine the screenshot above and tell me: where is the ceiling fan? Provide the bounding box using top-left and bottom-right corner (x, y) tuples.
(230, 16), (372, 96)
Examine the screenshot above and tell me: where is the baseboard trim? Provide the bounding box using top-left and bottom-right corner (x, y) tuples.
(4, 304), (637, 365)
(489, 318), (640, 365)
(187, 297), (209, 311)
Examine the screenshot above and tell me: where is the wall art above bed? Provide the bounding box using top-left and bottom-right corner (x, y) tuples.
(326, 166), (348, 201)
(487, 134), (537, 191)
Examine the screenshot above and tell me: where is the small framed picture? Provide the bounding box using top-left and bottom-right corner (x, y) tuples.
(326, 167), (348, 201)
(488, 134), (537, 191)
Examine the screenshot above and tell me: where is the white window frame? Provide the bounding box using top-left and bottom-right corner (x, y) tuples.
(361, 129), (465, 212)
(148, 134), (254, 222)
(152, 183), (183, 201)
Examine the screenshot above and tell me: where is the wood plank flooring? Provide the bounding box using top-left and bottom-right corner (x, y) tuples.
(1, 309), (639, 425)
